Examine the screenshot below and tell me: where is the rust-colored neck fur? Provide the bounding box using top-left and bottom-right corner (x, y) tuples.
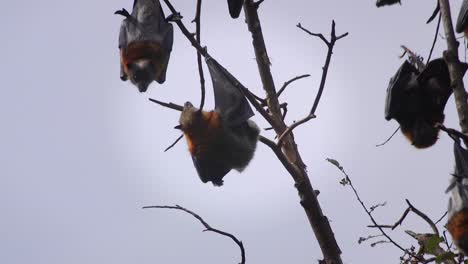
(184, 111), (221, 155)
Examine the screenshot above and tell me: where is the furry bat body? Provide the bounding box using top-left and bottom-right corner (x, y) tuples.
(115, 0), (174, 92)
(177, 57), (259, 186)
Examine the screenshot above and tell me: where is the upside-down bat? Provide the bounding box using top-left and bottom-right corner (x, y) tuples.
(115, 0), (174, 92)
(376, 0), (401, 7)
(384, 58), (452, 148)
(447, 137), (468, 255)
(456, 0), (468, 35)
(227, 0), (244, 19)
(176, 57), (259, 186)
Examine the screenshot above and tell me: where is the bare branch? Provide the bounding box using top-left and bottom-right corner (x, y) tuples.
(376, 126), (400, 147)
(426, 13), (442, 64)
(277, 74), (311, 98)
(437, 123), (468, 142)
(143, 205), (245, 264)
(164, 134), (184, 152)
(193, 0), (206, 111)
(326, 159), (412, 256)
(405, 199), (439, 237)
(276, 20), (348, 146)
(149, 98), (183, 111)
(277, 113), (316, 145)
(438, 0), (468, 135)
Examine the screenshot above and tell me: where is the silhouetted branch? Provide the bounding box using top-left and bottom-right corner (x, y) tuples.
(164, 134), (184, 152)
(326, 158), (421, 260)
(426, 13), (441, 64)
(438, 0), (468, 135)
(277, 74), (311, 98)
(376, 126), (400, 147)
(276, 21), (347, 146)
(143, 205), (245, 264)
(149, 98), (183, 111)
(193, 0), (206, 110)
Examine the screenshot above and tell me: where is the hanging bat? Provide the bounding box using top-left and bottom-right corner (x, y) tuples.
(176, 57), (259, 186)
(447, 137), (468, 255)
(227, 0), (244, 19)
(456, 0), (468, 35)
(115, 0), (174, 92)
(376, 0), (401, 7)
(384, 58), (452, 148)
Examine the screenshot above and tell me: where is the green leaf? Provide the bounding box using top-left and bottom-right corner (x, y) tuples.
(326, 158), (343, 170)
(425, 236), (443, 254)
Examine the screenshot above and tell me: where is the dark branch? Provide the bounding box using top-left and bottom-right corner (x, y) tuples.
(277, 74), (311, 98)
(376, 126), (400, 147)
(143, 205), (245, 264)
(164, 134), (184, 152)
(193, 0), (206, 111)
(277, 114), (316, 145)
(277, 21), (347, 146)
(149, 98), (183, 111)
(426, 13), (442, 64)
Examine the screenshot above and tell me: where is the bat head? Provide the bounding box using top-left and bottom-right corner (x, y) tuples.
(178, 102), (203, 132)
(127, 59), (155, 92)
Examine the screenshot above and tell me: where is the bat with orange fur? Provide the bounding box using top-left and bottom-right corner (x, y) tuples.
(384, 58), (452, 148)
(176, 57), (259, 186)
(447, 136), (468, 254)
(115, 0), (173, 92)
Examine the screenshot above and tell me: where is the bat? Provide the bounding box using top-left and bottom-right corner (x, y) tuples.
(376, 0), (401, 7)
(227, 0), (244, 19)
(447, 137), (468, 255)
(176, 57), (259, 186)
(456, 0), (468, 35)
(384, 58), (452, 148)
(115, 0), (174, 92)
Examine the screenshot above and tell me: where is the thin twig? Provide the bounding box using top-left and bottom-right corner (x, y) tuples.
(193, 0), (206, 111)
(435, 211), (448, 225)
(143, 205), (245, 264)
(276, 21), (347, 146)
(405, 199), (439, 237)
(437, 123), (468, 142)
(277, 74), (311, 98)
(277, 114), (316, 145)
(149, 98), (183, 111)
(164, 134), (184, 152)
(427, 13), (442, 64)
(376, 126), (400, 147)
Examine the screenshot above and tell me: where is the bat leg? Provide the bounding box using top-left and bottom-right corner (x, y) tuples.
(166, 13), (182, 22)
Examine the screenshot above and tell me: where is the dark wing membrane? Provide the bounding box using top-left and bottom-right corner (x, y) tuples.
(191, 156), (231, 186)
(384, 60), (419, 120)
(418, 58), (452, 113)
(457, 0), (468, 33)
(206, 57), (254, 127)
(227, 0), (244, 18)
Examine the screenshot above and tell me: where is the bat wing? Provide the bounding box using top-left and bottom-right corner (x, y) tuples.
(227, 0), (244, 19)
(418, 58), (452, 114)
(448, 139), (468, 219)
(384, 60), (419, 121)
(456, 0), (468, 33)
(206, 57), (254, 127)
(191, 155), (231, 186)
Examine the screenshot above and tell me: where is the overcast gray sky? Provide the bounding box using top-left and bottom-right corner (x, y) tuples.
(1, 0), (466, 263)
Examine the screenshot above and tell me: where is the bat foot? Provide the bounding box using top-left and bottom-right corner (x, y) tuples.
(166, 13), (183, 22)
(114, 8), (131, 18)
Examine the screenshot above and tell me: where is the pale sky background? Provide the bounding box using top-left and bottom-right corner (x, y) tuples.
(1, 0), (466, 263)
